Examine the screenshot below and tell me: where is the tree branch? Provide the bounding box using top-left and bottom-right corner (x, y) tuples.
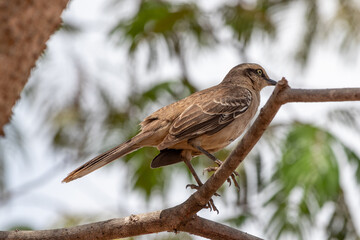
(178, 216), (263, 240)
(2, 78), (360, 239)
(0, 211), (261, 240)
(0, 0), (69, 136)
(279, 87), (360, 103)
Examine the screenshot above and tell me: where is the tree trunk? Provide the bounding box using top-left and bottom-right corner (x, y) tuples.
(0, 0), (69, 136)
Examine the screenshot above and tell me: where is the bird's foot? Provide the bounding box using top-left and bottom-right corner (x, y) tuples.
(186, 184), (220, 213)
(203, 160), (240, 191)
(186, 184), (221, 197)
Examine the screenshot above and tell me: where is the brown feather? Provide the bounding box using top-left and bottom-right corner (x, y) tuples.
(158, 87), (252, 150)
(151, 149), (184, 168)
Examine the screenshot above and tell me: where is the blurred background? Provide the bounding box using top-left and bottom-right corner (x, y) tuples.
(1, 0), (360, 239)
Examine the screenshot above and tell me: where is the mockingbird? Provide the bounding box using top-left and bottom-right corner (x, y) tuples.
(63, 63), (276, 211)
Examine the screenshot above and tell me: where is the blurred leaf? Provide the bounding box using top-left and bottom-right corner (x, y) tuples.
(328, 107), (360, 132)
(52, 107), (84, 146)
(265, 124), (340, 238)
(277, 124), (340, 203)
(221, 0), (278, 46)
(342, 145), (360, 184)
(97, 85), (130, 129)
(295, 1), (318, 66)
(262, 123), (360, 239)
(226, 212), (255, 227)
(326, 192), (358, 240)
(111, 0), (215, 67)
(8, 225), (33, 231)
(130, 81), (188, 109)
(54, 214), (99, 228)
(60, 22), (82, 33)
(224, 152), (264, 226)
(297, 0), (360, 66)
(253, 153), (264, 192)
(328, 0), (360, 56)
(124, 147), (168, 199)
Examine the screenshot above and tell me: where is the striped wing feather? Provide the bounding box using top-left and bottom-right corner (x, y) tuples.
(168, 87), (252, 141)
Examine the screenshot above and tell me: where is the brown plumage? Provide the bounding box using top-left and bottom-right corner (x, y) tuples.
(62, 63), (276, 183)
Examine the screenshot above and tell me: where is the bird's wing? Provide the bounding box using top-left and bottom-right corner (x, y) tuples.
(165, 87), (252, 144)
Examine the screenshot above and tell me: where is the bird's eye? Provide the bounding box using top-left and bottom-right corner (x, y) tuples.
(257, 69), (263, 76)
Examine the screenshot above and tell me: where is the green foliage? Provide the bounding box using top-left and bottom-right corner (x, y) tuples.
(111, 0), (215, 67)
(53, 214), (99, 228)
(342, 144), (360, 184)
(328, 107), (360, 133)
(326, 193), (357, 240)
(295, 0), (360, 65)
(59, 22), (82, 33)
(226, 123), (360, 239)
(266, 124), (340, 238)
(124, 147), (166, 200)
(227, 212), (255, 227)
(295, 0), (318, 65)
(110, 0), (360, 71)
(130, 81), (192, 109)
(266, 124), (359, 239)
(8, 225), (33, 231)
(331, 0), (360, 55)
(277, 124), (340, 204)
(221, 1), (277, 46)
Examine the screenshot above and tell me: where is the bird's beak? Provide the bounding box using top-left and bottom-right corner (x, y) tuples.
(266, 79), (277, 86)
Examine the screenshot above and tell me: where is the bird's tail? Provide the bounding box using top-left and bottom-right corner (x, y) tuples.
(62, 133), (149, 183)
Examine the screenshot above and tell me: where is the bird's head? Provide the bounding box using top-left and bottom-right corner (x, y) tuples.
(222, 63), (277, 91)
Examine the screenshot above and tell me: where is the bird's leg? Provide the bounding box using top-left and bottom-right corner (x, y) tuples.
(183, 157), (219, 213)
(195, 145), (240, 191)
(183, 158), (203, 188)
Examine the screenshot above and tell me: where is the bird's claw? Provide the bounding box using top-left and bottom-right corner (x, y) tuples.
(185, 183), (220, 213)
(203, 161), (240, 191)
(186, 184), (220, 197)
(202, 166), (218, 175)
(186, 183), (199, 190)
(204, 198), (219, 214)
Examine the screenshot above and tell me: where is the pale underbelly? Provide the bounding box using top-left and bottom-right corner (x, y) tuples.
(168, 120), (248, 154)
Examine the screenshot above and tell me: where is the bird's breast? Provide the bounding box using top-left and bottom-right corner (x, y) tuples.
(198, 117), (249, 152)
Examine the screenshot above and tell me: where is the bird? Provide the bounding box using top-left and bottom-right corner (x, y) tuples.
(62, 63), (276, 211)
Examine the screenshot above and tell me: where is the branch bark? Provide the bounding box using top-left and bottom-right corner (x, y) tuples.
(0, 213), (261, 240)
(0, 0), (69, 136)
(1, 79), (360, 240)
